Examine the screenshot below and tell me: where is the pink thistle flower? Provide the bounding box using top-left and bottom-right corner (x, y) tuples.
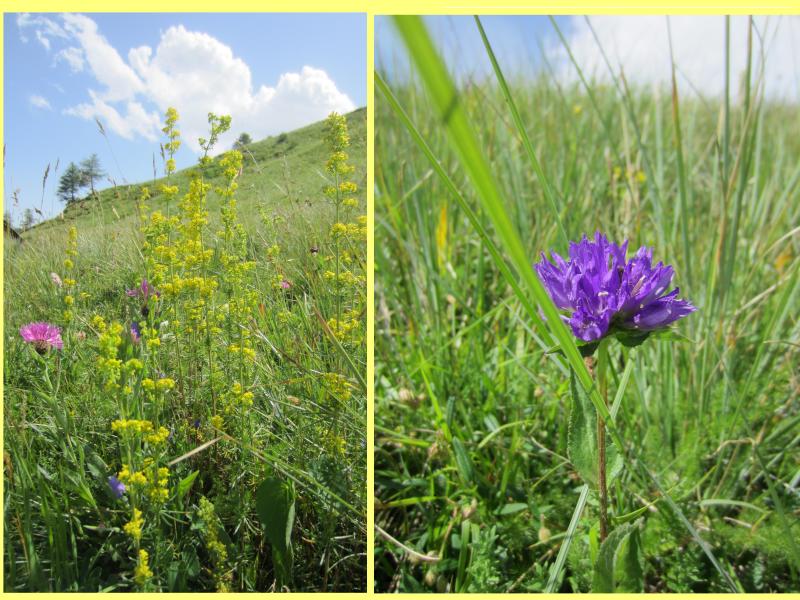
(280, 279), (292, 290)
(20, 322), (63, 354)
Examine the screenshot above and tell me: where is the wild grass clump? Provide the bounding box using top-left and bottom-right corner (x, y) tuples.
(4, 107), (366, 592)
(375, 16), (799, 593)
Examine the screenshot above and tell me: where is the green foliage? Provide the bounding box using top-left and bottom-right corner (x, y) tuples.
(567, 369), (622, 488)
(233, 132), (253, 149)
(255, 477), (296, 589)
(79, 153), (105, 195)
(592, 520), (645, 592)
(56, 162), (85, 204)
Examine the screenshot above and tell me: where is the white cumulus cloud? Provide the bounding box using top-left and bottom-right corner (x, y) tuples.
(61, 13), (144, 102)
(29, 94), (52, 110)
(546, 16), (800, 102)
(46, 16), (355, 152)
(16, 13), (68, 49)
(56, 46), (86, 72)
(64, 91), (162, 141)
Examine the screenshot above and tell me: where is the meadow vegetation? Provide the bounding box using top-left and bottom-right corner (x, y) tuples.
(4, 107), (366, 592)
(374, 16), (799, 593)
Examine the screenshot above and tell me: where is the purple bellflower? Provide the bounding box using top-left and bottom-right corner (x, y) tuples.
(108, 475), (126, 499)
(535, 232), (696, 343)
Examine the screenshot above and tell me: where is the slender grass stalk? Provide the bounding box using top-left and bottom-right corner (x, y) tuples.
(475, 16), (569, 249)
(667, 17), (694, 294)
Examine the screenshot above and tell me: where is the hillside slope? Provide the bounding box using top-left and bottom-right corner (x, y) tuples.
(23, 107), (366, 241)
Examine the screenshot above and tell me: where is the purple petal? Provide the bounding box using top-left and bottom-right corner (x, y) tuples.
(108, 475), (126, 498)
(627, 289), (697, 330)
(569, 306), (611, 342)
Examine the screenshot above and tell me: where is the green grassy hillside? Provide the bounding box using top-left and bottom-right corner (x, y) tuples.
(24, 107), (366, 242)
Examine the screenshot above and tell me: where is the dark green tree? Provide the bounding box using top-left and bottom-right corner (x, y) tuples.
(21, 208), (35, 230)
(233, 132), (252, 149)
(80, 153), (105, 195)
(57, 162), (85, 204)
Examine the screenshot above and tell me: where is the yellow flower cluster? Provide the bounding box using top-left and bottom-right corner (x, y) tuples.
(134, 548), (153, 587)
(61, 226), (79, 322)
(162, 108), (181, 176)
(197, 497), (232, 592)
(117, 462), (170, 504)
(330, 222), (348, 237)
(117, 465), (148, 487)
(319, 425), (346, 457)
(327, 315), (362, 343)
(147, 465), (170, 503)
(223, 382), (255, 414)
(228, 344), (256, 362)
(322, 372), (353, 402)
(329, 221), (365, 239)
(210, 414), (224, 431)
(323, 270), (364, 288)
(112, 419), (154, 435)
(97, 323), (124, 391)
(125, 358), (144, 372)
(145, 426), (170, 445)
(124, 507), (144, 541)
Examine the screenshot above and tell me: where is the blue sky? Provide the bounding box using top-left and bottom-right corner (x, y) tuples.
(376, 16), (567, 81)
(377, 15), (798, 101)
(4, 13), (366, 224)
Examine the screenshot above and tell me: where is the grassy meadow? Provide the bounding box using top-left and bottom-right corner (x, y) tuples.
(374, 17), (799, 593)
(4, 108), (366, 591)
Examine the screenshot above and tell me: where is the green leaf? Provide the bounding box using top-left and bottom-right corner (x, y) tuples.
(546, 340), (600, 358)
(451, 437), (474, 486)
(255, 477), (295, 589)
(498, 503), (528, 516)
(613, 329), (652, 348)
(455, 518), (472, 592)
(592, 520), (645, 592)
(567, 370), (623, 487)
(613, 327), (693, 348)
(176, 470), (199, 499)
(612, 503), (652, 525)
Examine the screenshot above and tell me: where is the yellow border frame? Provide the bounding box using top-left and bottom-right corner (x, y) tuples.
(2, 2), (800, 598)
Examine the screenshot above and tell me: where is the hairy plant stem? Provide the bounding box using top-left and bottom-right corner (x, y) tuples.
(596, 342), (610, 543)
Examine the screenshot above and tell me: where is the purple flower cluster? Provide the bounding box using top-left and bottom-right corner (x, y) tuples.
(126, 279), (159, 302)
(535, 232), (696, 343)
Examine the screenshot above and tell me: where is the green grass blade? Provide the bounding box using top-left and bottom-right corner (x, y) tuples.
(391, 15), (602, 423)
(545, 484), (589, 592)
(474, 15), (569, 249)
(375, 71), (558, 355)
(667, 18), (694, 292)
